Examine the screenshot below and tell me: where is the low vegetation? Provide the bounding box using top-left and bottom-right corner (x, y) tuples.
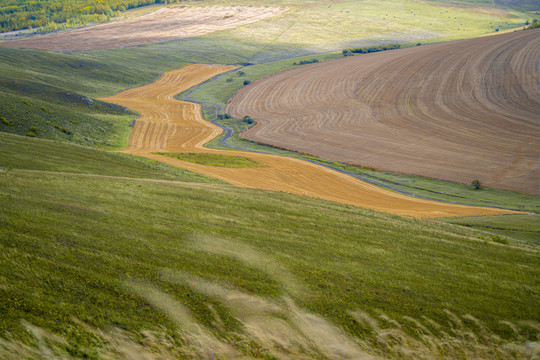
(156, 152), (264, 168)
(0, 132), (220, 182)
(0, 139), (538, 358)
(342, 43), (400, 56)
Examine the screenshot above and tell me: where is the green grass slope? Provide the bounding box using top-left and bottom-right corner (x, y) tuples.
(0, 46), (188, 148)
(0, 136), (539, 359)
(0, 132), (221, 182)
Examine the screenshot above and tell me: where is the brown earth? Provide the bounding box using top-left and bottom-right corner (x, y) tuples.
(99, 64), (516, 218)
(0, 6), (287, 51)
(227, 29), (540, 195)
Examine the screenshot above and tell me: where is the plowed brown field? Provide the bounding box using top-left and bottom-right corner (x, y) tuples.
(0, 6), (287, 51)
(228, 29), (540, 195)
(99, 64), (515, 218)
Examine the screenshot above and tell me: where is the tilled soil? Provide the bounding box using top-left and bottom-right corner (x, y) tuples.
(228, 29), (540, 195)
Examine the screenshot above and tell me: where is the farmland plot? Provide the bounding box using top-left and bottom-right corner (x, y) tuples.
(228, 29), (540, 195)
(99, 64), (516, 218)
(0, 6), (287, 51)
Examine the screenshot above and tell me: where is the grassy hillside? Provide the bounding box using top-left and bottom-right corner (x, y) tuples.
(0, 138), (539, 358)
(1, 2), (538, 357)
(0, 46), (188, 148)
(0, 132), (221, 182)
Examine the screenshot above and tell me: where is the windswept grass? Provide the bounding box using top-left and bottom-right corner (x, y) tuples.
(0, 160), (538, 357)
(156, 152), (264, 168)
(441, 214), (540, 248)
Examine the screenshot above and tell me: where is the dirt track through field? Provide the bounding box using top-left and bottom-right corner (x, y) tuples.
(0, 6), (287, 51)
(99, 64), (515, 218)
(228, 29), (540, 195)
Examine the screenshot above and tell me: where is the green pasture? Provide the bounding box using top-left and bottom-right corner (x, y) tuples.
(157, 152), (264, 168)
(0, 139), (538, 357)
(0, 132), (220, 183)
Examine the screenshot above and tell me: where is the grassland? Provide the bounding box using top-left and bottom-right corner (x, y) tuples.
(0, 140), (539, 358)
(442, 214), (540, 247)
(157, 152), (264, 168)
(0, 46), (187, 148)
(0, 132), (221, 183)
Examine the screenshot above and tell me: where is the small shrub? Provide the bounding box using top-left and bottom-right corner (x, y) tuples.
(70, 120), (78, 124)
(53, 124), (61, 129)
(237, 71), (246, 77)
(224, 14), (234, 19)
(243, 116), (254, 124)
(226, 78), (233, 83)
(29, 126), (39, 132)
(243, 80), (251, 86)
(491, 236), (509, 245)
(1, 117), (12, 126)
(61, 127), (72, 135)
(26, 132), (36, 137)
(40, 106), (47, 112)
(21, 100), (32, 107)
(217, 113), (232, 120)
(472, 179), (482, 190)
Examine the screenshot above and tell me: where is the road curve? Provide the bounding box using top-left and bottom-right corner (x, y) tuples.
(99, 64), (516, 218)
(228, 29), (540, 195)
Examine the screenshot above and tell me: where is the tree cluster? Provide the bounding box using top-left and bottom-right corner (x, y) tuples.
(0, 0), (184, 33)
(342, 44), (400, 56)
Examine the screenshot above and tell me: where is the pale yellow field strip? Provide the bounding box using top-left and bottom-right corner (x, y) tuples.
(99, 64), (517, 218)
(0, 6), (288, 51)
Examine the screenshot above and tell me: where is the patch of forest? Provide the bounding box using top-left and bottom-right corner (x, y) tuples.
(0, 0), (183, 33)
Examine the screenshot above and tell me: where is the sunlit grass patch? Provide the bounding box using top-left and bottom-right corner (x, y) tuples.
(156, 152), (264, 168)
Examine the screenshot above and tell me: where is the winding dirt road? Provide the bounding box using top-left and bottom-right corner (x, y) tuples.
(99, 64), (515, 218)
(228, 29), (540, 195)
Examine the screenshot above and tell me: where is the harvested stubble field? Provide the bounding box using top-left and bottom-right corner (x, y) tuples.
(0, 6), (287, 51)
(228, 29), (540, 195)
(99, 64), (516, 218)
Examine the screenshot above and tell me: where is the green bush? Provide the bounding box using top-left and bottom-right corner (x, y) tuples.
(472, 179), (482, 190)
(243, 116), (254, 125)
(29, 126), (39, 132)
(528, 20), (540, 29)
(343, 43), (400, 56)
(1, 116), (12, 126)
(25, 132), (36, 137)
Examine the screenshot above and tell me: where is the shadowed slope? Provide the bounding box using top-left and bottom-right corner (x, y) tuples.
(228, 29), (540, 195)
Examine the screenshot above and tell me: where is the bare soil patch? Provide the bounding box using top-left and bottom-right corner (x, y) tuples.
(0, 6), (287, 51)
(99, 64), (515, 218)
(228, 29), (540, 195)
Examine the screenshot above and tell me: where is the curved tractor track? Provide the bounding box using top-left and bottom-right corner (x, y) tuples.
(99, 64), (514, 218)
(228, 29), (540, 195)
